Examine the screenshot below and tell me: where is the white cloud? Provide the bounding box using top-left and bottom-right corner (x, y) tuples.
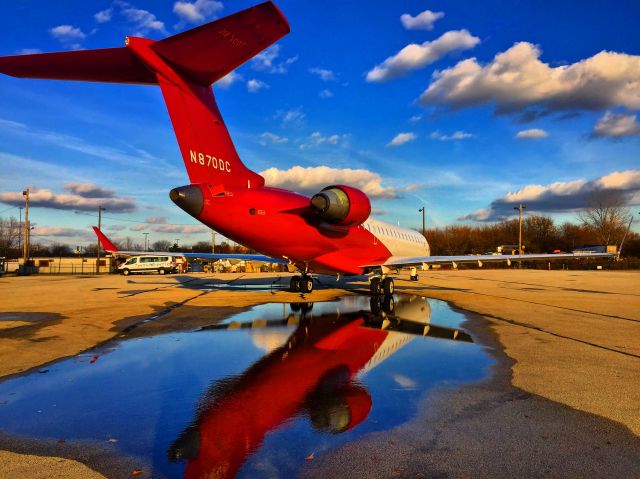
(260, 166), (417, 199)
(215, 70), (241, 89)
(409, 114), (423, 123)
(145, 216), (168, 224)
(247, 79), (269, 93)
(173, 0), (223, 24)
(252, 45), (298, 74)
(94, 8), (113, 23)
(0, 186), (136, 213)
(274, 107), (305, 126)
(430, 130), (474, 141)
(309, 67), (336, 81)
(366, 30), (480, 82)
(130, 224), (148, 232)
(458, 169), (640, 221)
(152, 224), (209, 234)
(299, 131), (346, 150)
(592, 111), (640, 138)
(259, 132), (288, 145)
(120, 4), (167, 35)
(49, 25), (86, 42)
(400, 10), (444, 31)
(32, 227), (93, 239)
(18, 48), (42, 55)
(515, 128), (549, 139)
(64, 183), (115, 198)
(421, 42), (640, 115)
(387, 132), (417, 146)
(319, 89), (333, 99)
(595, 170), (640, 190)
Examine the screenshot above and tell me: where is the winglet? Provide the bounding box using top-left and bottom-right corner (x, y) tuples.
(92, 226), (118, 253)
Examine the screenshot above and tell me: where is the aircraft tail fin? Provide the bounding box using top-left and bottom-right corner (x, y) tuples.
(0, 1), (289, 188)
(93, 227), (119, 253)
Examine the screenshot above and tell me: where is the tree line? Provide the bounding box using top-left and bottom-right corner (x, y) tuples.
(424, 215), (638, 256)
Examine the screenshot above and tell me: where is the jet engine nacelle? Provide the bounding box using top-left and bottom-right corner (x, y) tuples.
(310, 185), (371, 226)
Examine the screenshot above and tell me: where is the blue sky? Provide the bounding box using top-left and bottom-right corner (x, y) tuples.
(1, 0), (639, 247)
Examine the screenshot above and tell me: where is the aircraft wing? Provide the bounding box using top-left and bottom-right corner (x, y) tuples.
(360, 252), (617, 270)
(92, 226), (287, 263)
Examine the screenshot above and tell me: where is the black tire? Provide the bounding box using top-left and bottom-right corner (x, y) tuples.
(382, 295), (395, 314)
(383, 277), (394, 295)
(300, 276), (313, 293)
(122, 268), (130, 276)
(290, 275), (301, 292)
(370, 296), (382, 314)
(159, 268), (166, 275)
(410, 274), (418, 281)
(370, 277), (381, 295)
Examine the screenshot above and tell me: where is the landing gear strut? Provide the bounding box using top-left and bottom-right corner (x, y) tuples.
(290, 274), (313, 293)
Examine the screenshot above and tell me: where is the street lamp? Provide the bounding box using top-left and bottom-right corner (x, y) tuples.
(514, 204), (526, 255)
(418, 207), (425, 237)
(143, 232), (149, 251)
(97, 206), (106, 273)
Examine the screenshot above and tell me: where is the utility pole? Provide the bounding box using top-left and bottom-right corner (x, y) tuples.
(418, 207), (425, 237)
(513, 203), (526, 255)
(175, 238), (180, 247)
(211, 230), (216, 254)
(97, 206), (105, 273)
(143, 232), (149, 251)
(22, 189), (29, 264)
(18, 207), (22, 256)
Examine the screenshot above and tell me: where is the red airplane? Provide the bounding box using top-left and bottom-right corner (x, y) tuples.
(0, 2), (615, 295)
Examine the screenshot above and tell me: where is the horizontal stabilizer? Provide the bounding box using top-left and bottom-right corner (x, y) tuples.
(152, 1), (289, 85)
(0, 48), (157, 84)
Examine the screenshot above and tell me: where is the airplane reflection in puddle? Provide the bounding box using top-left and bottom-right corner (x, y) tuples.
(168, 295), (472, 479)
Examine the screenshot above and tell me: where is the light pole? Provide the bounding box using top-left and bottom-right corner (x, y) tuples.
(22, 189), (29, 264)
(211, 230), (216, 254)
(143, 232), (149, 251)
(418, 207), (425, 237)
(97, 206), (105, 273)
(514, 203), (526, 255)
(175, 238), (180, 248)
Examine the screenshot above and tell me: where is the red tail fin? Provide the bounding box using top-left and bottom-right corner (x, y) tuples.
(92, 227), (118, 253)
(0, 1), (289, 188)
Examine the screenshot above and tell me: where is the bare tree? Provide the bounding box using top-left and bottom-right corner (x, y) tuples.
(152, 240), (173, 251)
(0, 216), (21, 258)
(578, 191), (630, 245)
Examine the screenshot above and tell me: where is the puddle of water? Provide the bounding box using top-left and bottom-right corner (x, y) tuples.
(0, 294), (492, 479)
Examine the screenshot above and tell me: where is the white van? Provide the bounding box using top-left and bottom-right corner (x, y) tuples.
(118, 256), (178, 275)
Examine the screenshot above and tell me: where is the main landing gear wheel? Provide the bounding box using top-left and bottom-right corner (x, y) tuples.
(382, 277), (394, 295)
(290, 275), (313, 293)
(370, 277), (381, 295)
(290, 275), (301, 292)
(300, 275), (314, 293)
